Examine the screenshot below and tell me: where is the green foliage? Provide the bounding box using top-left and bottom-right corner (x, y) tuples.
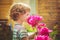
(50, 25), (58, 40)
(50, 30), (57, 38)
(23, 22), (37, 32)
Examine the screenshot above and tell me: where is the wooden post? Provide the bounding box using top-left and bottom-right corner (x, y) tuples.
(0, 0), (13, 40)
(55, 0), (60, 40)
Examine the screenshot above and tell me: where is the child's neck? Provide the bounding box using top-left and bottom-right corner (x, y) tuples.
(16, 20), (23, 25)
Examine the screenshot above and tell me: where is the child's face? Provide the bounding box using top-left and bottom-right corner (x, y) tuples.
(19, 11), (30, 22)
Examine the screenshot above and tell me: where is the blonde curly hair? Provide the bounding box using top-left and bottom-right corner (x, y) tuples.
(10, 3), (31, 21)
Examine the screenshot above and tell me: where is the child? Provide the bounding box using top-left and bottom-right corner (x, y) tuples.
(10, 3), (35, 40)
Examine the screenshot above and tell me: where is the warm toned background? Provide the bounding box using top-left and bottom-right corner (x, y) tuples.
(0, 0), (60, 40)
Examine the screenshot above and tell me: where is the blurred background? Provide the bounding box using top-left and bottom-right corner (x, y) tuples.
(0, 0), (60, 40)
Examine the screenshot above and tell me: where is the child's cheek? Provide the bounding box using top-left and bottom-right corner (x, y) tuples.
(23, 15), (27, 21)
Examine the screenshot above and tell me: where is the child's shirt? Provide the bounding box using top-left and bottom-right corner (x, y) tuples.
(13, 23), (28, 40)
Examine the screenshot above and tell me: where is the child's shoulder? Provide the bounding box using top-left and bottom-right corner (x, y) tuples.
(14, 23), (26, 31)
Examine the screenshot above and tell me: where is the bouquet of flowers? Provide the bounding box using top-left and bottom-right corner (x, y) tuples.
(27, 15), (52, 40)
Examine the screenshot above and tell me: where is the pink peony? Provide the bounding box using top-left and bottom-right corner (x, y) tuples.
(35, 35), (49, 40)
(38, 23), (46, 27)
(40, 27), (49, 36)
(37, 27), (52, 36)
(36, 23), (47, 34)
(27, 15), (43, 27)
(36, 23), (46, 30)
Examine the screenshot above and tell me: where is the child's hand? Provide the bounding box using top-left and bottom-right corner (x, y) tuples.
(28, 32), (37, 39)
(22, 37), (29, 40)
